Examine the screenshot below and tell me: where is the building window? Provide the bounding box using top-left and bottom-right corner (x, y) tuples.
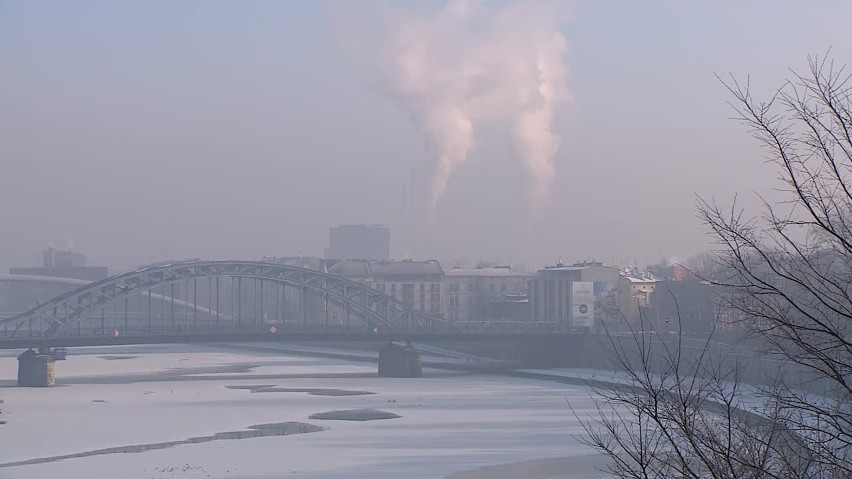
(401, 283), (415, 305)
(391, 283), (396, 298)
(419, 284), (426, 311)
(429, 283), (440, 313)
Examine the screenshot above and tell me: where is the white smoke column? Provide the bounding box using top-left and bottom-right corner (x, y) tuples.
(377, 0), (569, 212)
(426, 105), (473, 208)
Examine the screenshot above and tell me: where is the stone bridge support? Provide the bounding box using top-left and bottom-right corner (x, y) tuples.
(378, 342), (422, 378)
(17, 348), (56, 387)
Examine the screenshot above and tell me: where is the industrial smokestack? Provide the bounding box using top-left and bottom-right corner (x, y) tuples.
(373, 0), (570, 212)
(410, 167), (416, 205)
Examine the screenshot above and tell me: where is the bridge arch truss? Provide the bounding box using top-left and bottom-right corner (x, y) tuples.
(0, 261), (446, 338)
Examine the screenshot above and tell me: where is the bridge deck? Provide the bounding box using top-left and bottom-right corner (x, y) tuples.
(0, 331), (587, 350)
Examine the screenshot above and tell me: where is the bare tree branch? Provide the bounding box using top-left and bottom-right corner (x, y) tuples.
(582, 54), (851, 479)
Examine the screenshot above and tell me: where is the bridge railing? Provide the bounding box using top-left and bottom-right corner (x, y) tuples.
(0, 316), (569, 339)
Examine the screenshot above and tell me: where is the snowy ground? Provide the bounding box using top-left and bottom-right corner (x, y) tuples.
(0, 344), (608, 479)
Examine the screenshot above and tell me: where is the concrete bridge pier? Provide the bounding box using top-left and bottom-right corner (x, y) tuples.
(17, 348), (57, 387)
(378, 341), (422, 378)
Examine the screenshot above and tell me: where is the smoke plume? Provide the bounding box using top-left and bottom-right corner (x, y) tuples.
(376, 0), (570, 211)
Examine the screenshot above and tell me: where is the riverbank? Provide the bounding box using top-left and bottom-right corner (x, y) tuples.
(448, 454), (610, 479)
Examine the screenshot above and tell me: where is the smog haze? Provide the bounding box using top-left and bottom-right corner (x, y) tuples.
(2, 1), (852, 271)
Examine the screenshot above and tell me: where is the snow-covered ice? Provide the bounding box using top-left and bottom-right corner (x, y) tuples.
(0, 344), (605, 479)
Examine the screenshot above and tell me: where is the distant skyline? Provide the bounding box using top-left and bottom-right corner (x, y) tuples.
(3, 1), (852, 273)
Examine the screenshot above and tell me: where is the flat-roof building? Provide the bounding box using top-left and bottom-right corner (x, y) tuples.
(326, 225), (390, 261)
(529, 262), (620, 329)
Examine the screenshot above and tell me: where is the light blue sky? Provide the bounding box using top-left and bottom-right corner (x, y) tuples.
(2, 1), (851, 271)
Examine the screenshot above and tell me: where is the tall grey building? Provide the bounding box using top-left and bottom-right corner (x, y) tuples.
(42, 247), (86, 268)
(326, 225), (390, 261)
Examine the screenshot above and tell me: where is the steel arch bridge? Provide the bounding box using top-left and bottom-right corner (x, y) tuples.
(0, 261), (447, 338)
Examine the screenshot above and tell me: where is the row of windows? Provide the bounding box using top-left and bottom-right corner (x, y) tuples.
(374, 282), (519, 316)
(379, 282), (526, 294)
(374, 283), (441, 313)
(446, 282), (521, 293)
(375, 283), (442, 293)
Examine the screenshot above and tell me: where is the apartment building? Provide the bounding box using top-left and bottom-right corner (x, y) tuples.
(443, 267), (533, 321)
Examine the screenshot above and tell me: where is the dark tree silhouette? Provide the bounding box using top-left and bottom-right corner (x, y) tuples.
(581, 54), (851, 479)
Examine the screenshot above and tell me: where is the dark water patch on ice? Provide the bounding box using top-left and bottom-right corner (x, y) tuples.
(97, 355), (138, 360)
(168, 364), (261, 374)
(0, 422), (324, 468)
(228, 384), (276, 390)
(227, 385), (375, 396)
(25, 371), (378, 387)
(91, 399), (107, 403)
(309, 409), (400, 421)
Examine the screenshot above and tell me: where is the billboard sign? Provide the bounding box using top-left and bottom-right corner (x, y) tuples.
(571, 281), (595, 329)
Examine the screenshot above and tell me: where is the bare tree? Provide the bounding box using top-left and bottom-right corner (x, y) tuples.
(681, 252), (725, 283)
(580, 54), (851, 478)
(581, 318), (793, 478)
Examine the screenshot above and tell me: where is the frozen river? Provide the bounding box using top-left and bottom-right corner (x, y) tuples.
(0, 344), (608, 479)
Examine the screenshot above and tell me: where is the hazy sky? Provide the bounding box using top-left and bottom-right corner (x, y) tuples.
(2, 1), (852, 272)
